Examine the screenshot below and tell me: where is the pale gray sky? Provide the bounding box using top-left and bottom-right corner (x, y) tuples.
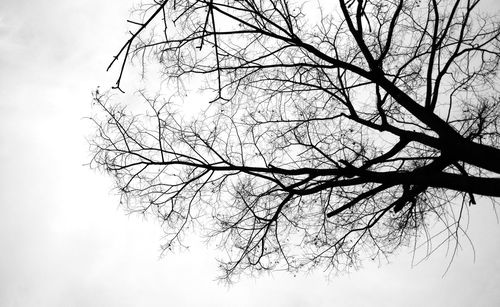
(1, 0), (500, 306)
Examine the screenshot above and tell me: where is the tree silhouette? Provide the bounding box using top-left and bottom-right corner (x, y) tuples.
(90, 0), (500, 281)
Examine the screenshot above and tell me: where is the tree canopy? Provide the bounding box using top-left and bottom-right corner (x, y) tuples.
(90, 0), (500, 281)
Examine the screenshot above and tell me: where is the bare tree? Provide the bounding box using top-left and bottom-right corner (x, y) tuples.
(90, 0), (500, 281)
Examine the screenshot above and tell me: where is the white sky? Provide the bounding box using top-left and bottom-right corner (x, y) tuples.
(1, 0), (500, 306)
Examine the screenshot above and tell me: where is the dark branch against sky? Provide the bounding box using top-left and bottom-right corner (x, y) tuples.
(90, 0), (500, 283)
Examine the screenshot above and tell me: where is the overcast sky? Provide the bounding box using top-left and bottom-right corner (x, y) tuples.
(1, 0), (500, 306)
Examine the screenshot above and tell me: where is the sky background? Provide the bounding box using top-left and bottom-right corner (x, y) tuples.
(1, 0), (500, 306)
